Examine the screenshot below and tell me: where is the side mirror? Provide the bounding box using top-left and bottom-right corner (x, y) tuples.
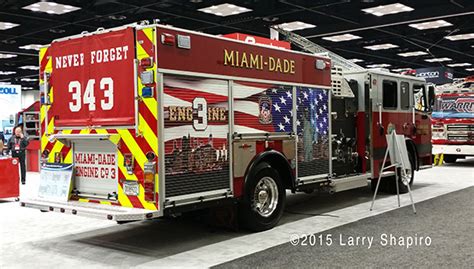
(428, 85), (435, 111)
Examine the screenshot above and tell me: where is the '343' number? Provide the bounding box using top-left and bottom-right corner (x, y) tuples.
(69, 77), (114, 112)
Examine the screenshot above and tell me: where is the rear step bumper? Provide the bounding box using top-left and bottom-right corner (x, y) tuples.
(21, 199), (160, 221)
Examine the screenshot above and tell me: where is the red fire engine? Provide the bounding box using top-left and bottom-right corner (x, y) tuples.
(432, 76), (474, 163)
(22, 23), (433, 231)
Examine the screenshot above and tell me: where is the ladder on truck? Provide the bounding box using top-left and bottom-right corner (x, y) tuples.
(270, 26), (365, 72)
(270, 27), (362, 98)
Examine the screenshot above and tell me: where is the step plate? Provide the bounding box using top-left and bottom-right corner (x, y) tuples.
(21, 198), (160, 221)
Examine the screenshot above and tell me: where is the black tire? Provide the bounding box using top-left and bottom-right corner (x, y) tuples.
(387, 151), (415, 194)
(444, 155), (458, 163)
(239, 162), (285, 232)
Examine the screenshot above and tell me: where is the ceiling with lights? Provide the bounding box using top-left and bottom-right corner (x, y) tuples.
(1, 0), (473, 90)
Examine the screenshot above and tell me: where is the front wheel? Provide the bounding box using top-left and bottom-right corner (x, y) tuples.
(239, 162), (285, 232)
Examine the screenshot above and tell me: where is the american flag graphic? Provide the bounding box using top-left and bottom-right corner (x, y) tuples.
(163, 75), (329, 160)
(295, 87), (329, 139)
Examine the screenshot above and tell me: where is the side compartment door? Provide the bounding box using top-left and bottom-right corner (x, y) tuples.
(162, 75), (231, 204)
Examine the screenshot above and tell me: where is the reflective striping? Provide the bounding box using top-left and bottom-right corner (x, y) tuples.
(138, 76), (158, 119)
(37, 29), (159, 212)
(116, 137), (157, 210)
(139, 114), (158, 153)
(118, 128), (148, 171)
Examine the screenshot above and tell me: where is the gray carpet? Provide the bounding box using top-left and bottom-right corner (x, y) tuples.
(215, 186), (474, 268)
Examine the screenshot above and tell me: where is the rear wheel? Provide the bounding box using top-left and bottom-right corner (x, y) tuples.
(444, 155), (458, 163)
(239, 162), (285, 232)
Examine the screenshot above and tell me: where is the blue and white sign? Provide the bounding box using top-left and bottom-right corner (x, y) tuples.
(38, 163), (74, 202)
(0, 84), (22, 120)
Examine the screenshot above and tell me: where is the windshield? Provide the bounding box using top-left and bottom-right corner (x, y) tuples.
(432, 95), (474, 119)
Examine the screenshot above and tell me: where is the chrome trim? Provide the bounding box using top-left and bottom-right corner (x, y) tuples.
(228, 80), (234, 195)
(158, 72), (165, 216)
(134, 58), (139, 136)
(164, 189), (231, 207)
(328, 87), (333, 178)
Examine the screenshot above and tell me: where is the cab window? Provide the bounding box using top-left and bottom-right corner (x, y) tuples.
(383, 80), (398, 109)
(400, 81), (410, 110)
(413, 84), (427, 112)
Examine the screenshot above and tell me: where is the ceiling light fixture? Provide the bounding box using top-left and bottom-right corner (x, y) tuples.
(21, 78), (38, 82)
(0, 22), (20, 30)
(322, 33), (362, 42)
(409, 20), (452, 30)
(362, 3), (413, 17)
(445, 33), (474, 41)
(465, 68), (474, 71)
(49, 28), (66, 34)
(19, 44), (43, 51)
(424, 57), (452, 62)
(366, 63), (391, 68)
(0, 71), (16, 75)
(273, 21), (316, 32)
(0, 53), (18, 59)
(349, 58), (364, 63)
(364, 43), (399, 50)
(397, 51), (428, 57)
(23, 2), (80, 15)
(19, 66), (40, 70)
(108, 15), (127, 21)
(447, 63), (472, 67)
(391, 68), (412, 72)
(198, 3), (252, 17)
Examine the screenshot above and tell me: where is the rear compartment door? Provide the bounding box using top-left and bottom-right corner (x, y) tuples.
(73, 140), (118, 199)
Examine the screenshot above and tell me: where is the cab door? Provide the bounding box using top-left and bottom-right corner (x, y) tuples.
(371, 74), (400, 178)
(399, 80), (412, 137)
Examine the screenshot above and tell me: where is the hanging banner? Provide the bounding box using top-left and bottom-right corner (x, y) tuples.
(415, 67), (453, 85)
(0, 84), (22, 120)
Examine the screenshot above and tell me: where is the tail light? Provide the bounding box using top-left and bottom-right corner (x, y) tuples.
(139, 57), (153, 69)
(124, 154), (134, 175)
(161, 33), (175, 46)
(144, 152), (156, 202)
(54, 152), (63, 163)
(41, 149), (50, 165)
(139, 56), (155, 98)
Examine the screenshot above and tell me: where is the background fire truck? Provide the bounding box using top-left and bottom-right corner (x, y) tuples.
(432, 76), (474, 163)
(23, 23), (433, 231)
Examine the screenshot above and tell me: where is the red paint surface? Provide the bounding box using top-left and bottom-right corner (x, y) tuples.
(371, 111), (432, 177)
(50, 28), (136, 127)
(356, 111), (367, 173)
(0, 158), (20, 199)
(222, 33), (291, 50)
(156, 27), (331, 87)
(233, 176), (244, 198)
(26, 140), (41, 172)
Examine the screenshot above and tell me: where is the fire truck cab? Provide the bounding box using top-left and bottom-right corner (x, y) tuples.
(432, 76), (474, 163)
(22, 23), (433, 231)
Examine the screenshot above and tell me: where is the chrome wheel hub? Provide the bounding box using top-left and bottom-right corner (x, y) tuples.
(252, 176), (279, 217)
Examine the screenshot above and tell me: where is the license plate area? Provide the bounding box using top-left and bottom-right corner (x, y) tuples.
(123, 180), (139, 196)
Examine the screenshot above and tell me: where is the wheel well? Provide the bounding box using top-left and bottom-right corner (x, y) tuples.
(405, 139), (418, 170)
(246, 150), (294, 191)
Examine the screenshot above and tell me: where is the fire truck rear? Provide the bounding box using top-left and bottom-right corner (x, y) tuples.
(22, 23), (433, 231)
(432, 76), (474, 163)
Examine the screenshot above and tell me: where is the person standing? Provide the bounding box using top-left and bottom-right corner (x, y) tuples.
(7, 126), (29, 184)
(0, 132), (5, 155)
